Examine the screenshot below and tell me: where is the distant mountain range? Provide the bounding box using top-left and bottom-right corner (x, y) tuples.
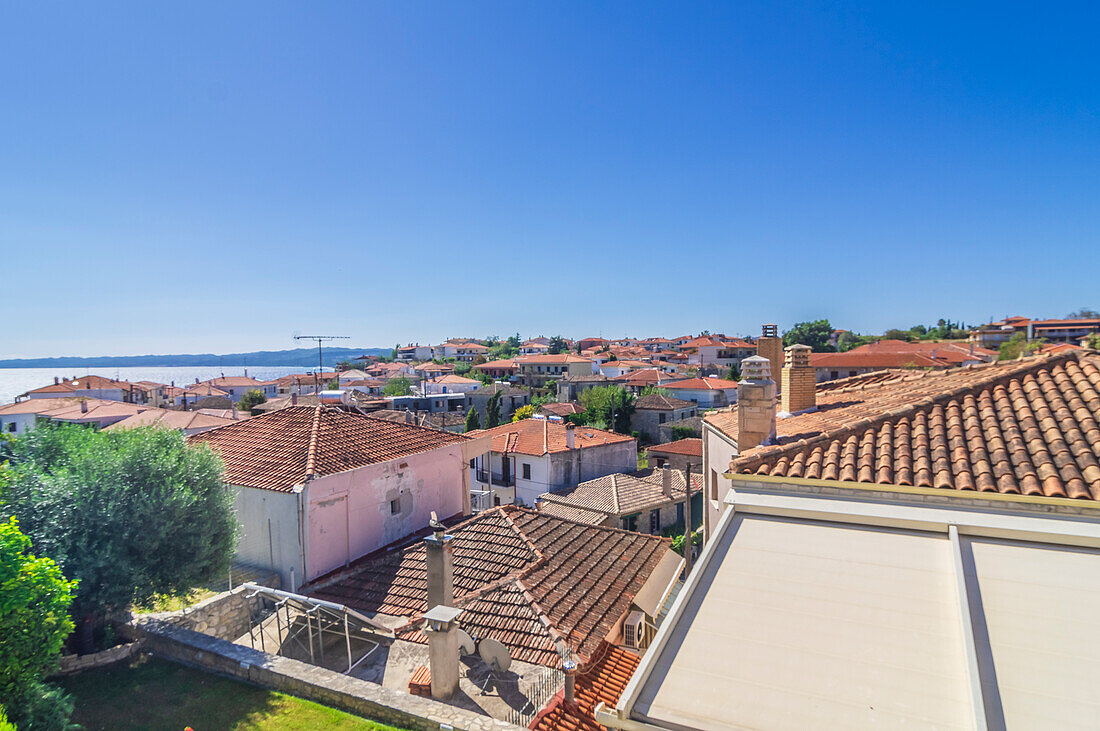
(0, 347), (390, 369)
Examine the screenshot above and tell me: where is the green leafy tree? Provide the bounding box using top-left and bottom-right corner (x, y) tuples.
(580, 385), (636, 433)
(464, 409), (481, 432)
(325, 378), (339, 390)
(486, 390), (502, 429)
(0, 514), (77, 731)
(639, 386), (671, 398)
(782, 320), (834, 352)
(725, 363), (741, 381)
(512, 404), (537, 422)
(382, 376), (413, 397)
(548, 336), (567, 355)
(2, 425), (237, 654)
(1067, 308), (1100, 319)
(882, 328), (912, 342)
(1087, 333), (1100, 350)
(454, 362), (472, 376)
(998, 332), (1043, 361)
(237, 388), (268, 412)
(837, 331), (860, 352)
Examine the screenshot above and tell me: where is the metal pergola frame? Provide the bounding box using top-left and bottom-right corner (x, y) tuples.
(241, 583), (391, 674)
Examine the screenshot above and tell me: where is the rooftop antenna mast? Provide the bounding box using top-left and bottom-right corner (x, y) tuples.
(294, 335), (350, 393)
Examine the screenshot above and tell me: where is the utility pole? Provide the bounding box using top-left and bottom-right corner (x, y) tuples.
(294, 335), (350, 393)
(683, 461), (694, 576)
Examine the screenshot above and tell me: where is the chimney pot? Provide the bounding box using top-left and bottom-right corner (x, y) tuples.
(80, 400), (88, 413)
(781, 344), (815, 414)
(54, 376), (59, 384)
(563, 659), (578, 706)
(738, 356), (777, 451)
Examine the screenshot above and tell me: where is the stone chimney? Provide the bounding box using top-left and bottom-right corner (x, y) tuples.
(563, 659), (578, 708)
(756, 325), (784, 391)
(565, 422), (575, 450)
(780, 344), (815, 414)
(662, 465), (673, 498)
(737, 356), (776, 451)
(424, 521), (454, 609)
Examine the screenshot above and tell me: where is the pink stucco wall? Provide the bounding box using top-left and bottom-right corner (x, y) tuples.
(303, 437), (486, 581)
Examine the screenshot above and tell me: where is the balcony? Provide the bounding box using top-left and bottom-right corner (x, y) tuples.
(474, 469), (515, 487)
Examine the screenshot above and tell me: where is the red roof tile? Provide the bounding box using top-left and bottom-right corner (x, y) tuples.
(308, 507), (671, 667)
(468, 419), (634, 456)
(660, 377), (738, 390)
(727, 351), (1100, 501)
(648, 438), (703, 459)
(187, 405), (467, 492)
(529, 642), (641, 731)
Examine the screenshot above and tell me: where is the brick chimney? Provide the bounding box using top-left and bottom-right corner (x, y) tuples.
(737, 355), (776, 451)
(780, 344), (815, 414)
(756, 324), (784, 392)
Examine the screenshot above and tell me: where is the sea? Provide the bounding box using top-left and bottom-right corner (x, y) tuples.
(0, 366), (315, 406)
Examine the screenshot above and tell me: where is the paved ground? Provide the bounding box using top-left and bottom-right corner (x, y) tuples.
(236, 609), (561, 725)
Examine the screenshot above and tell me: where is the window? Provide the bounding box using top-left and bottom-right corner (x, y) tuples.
(659, 413), (667, 424)
(5, 422), (15, 433)
(649, 510), (660, 533)
(830, 371), (839, 380)
(469, 458), (475, 469)
(390, 498), (401, 514)
(522, 463), (531, 480)
(622, 514), (638, 531)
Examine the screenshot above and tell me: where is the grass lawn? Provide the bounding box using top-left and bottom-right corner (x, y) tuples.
(60, 655), (408, 731)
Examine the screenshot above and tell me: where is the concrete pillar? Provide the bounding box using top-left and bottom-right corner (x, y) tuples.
(424, 531), (454, 609)
(423, 605), (463, 700)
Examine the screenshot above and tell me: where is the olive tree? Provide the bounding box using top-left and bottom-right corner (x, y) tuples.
(2, 424), (238, 653)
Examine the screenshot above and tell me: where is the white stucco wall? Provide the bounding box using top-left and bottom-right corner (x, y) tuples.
(0, 413), (38, 435)
(702, 420), (739, 542)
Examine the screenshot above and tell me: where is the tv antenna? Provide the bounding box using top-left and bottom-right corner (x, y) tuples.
(294, 335), (350, 392)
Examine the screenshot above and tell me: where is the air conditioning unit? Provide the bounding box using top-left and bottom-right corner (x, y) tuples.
(623, 610), (650, 650)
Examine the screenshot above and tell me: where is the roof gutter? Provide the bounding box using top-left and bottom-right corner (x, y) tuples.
(723, 472), (1100, 512)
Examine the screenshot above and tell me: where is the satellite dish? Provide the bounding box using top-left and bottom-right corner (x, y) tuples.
(478, 638), (512, 673)
(457, 629), (476, 656)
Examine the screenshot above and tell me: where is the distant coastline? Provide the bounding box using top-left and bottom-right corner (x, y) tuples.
(0, 346), (388, 369)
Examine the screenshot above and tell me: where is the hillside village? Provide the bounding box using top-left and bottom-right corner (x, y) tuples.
(3, 313), (1100, 729)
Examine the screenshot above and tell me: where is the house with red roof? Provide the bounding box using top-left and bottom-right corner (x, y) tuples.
(188, 405), (490, 589)
(659, 377), (739, 408)
(467, 418), (637, 507)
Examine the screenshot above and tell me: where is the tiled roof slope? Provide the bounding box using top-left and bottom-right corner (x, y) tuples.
(308, 507), (670, 666)
(468, 419), (634, 456)
(635, 393), (693, 410)
(529, 641), (641, 731)
(539, 468), (699, 518)
(729, 351), (1100, 500)
(188, 405), (466, 491)
(648, 438), (703, 458)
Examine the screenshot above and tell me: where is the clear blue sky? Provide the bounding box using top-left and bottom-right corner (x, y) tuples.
(2, 2), (1097, 358)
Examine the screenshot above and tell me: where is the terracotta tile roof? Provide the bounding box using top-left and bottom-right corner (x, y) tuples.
(539, 402), (584, 417)
(517, 354), (595, 365)
(535, 501), (610, 525)
(308, 507), (671, 667)
(200, 376), (274, 388)
(187, 405), (467, 492)
(473, 358), (519, 371)
(660, 377), (738, 391)
(635, 394), (694, 410)
(21, 400), (148, 423)
(728, 351), (1100, 500)
(104, 409), (239, 432)
(0, 397), (93, 415)
(538, 467), (699, 518)
(612, 369), (686, 387)
(529, 641), (641, 731)
(22, 374), (138, 396)
(810, 351), (947, 369)
(648, 438), (703, 459)
(468, 419), (634, 456)
(432, 374), (480, 385)
(414, 362), (456, 372)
